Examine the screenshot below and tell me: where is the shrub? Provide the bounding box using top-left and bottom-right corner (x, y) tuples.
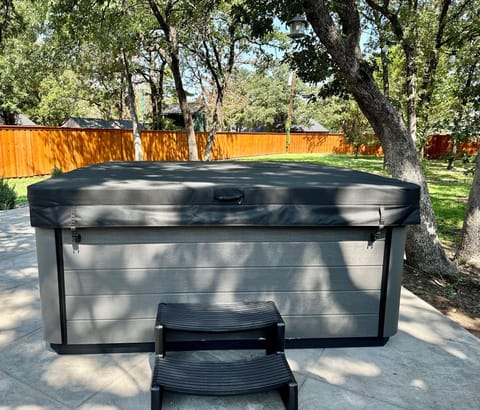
(0, 179), (17, 210)
(51, 166), (63, 177)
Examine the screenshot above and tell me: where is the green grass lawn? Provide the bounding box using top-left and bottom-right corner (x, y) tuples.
(6, 154), (473, 247)
(4, 176), (49, 206)
(241, 153), (387, 174)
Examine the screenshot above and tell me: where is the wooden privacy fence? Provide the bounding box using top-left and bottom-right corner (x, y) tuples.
(425, 134), (480, 159)
(1, 126), (383, 178)
(4, 127), (476, 178)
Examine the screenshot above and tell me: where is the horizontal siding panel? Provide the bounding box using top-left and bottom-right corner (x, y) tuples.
(283, 315), (379, 338)
(65, 314), (379, 344)
(63, 241), (385, 270)
(64, 266), (384, 295)
(67, 319), (154, 344)
(65, 291), (381, 320)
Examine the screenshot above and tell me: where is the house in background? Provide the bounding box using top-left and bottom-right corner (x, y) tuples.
(63, 105), (207, 131)
(161, 103), (207, 132)
(62, 117), (147, 129)
(291, 119), (329, 132)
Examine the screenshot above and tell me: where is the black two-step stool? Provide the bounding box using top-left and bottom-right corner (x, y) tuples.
(151, 301), (298, 409)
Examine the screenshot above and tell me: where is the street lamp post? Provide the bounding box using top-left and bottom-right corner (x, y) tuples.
(285, 15), (308, 152)
(286, 71), (297, 152)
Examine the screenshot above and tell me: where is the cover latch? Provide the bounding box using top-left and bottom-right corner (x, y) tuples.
(368, 206), (385, 249)
(70, 208), (81, 253)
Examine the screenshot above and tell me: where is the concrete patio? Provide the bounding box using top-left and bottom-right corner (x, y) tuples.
(1, 206), (479, 409)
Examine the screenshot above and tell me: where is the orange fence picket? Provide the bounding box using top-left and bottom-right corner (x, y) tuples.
(1, 127), (478, 178)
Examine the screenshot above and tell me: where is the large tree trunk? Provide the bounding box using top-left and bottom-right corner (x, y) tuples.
(405, 50), (418, 144)
(147, 0), (198, 160)
(200, 21), (236, 161)
(149, 58), (166, 130)
(204, 98), (221, 161)
(171, 59), (198, 161)
(121, 50), (143, 161)
(304, 0), (457, 276)
(455, 152), (480, 268)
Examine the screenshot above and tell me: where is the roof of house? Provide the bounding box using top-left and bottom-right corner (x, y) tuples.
(292, 119), (329, 132)
(162, 103), (206, 115)
(62, 117), (146, 129)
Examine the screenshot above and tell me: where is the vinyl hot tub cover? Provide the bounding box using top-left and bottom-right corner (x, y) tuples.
(28, 161), (420, 229)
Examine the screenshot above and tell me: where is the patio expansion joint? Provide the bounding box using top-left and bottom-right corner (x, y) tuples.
(0, 366), (69, 408)
(0, 279), (39, 294)
(0, 327), (43, 355)
(71, 353), (150, 409)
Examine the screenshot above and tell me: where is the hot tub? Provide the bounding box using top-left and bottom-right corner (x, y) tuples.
(28, 161), (420, 353)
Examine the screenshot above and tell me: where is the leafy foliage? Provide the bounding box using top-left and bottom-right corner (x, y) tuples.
(223, 66), (289, 131)
(0, 0), (23, 48)
(51, 166), (63, 177)
(340, 101), (374, 158)
(0, 1), (41, 123)
(0, 178), (16, 210)
(223, 64), (320, 131)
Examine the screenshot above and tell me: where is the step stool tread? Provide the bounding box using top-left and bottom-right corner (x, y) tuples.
(152, 353), (295, 396)
(156, 301), (283, 333)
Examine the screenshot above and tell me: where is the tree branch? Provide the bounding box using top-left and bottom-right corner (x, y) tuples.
(147, 0), (170, 34)
(303, 0), (362, 71)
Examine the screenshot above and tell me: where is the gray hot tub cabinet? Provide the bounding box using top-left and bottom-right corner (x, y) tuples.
(28, 161), (420, 353)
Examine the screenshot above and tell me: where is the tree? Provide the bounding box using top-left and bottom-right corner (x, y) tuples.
(187, 1), (288, 159)
(32, 70), (92, 126)
(241, 0), (456, 275)
(147, 0), (208, 160)
(341, 100), (374, 158)
(455, 152), (480, 267)
(0, 0), (22, 48)
(122, 48), (143, 161)
(138, 40), (169, 129)
(47, 0), (145, 159)
(365, 0), (479, 158)
(188, 4), (248, 160)
(364, 0), (422, 145)
(187, 6), (240, 160)
(451, 37), (480, 266)
(305, 0), (458, 275)
(0, 0), (38, 124)
(441, 41), (480, 169)
(222, 64), (313, 132)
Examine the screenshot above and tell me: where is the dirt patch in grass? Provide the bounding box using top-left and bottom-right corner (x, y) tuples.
(402, 263), (480, 339)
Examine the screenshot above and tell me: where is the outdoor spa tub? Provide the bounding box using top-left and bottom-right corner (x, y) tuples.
(28, 161), (420, 353)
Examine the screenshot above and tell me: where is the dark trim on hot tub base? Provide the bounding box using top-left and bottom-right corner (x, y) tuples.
(50, 337), (389, 354)
(50, 342), (155, 355)
(286, 337), (389, 349)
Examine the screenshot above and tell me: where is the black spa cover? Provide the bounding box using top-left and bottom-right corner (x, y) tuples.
(28, 161), (420, 228)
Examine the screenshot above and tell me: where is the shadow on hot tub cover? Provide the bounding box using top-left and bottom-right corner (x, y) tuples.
(28, 161), (420, 228)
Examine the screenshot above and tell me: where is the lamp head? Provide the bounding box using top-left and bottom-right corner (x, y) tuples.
(287, 15), (308, 39)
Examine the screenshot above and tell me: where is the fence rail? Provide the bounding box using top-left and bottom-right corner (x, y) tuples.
(1, 126), (478, 178)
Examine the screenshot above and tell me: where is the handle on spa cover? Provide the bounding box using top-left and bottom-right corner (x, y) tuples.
(214, 188), (244, 204)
